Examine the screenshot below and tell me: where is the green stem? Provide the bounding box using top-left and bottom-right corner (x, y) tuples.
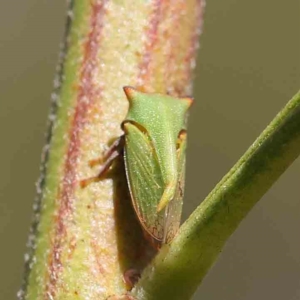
(133, 90), (300, 300)
(22, 1), (204, 299)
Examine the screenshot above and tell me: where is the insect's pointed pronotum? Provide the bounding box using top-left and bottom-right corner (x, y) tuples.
(123, 86), (139, 104)
(180, 97), (194, 110)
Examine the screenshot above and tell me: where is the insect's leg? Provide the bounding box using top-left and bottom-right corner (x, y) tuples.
(123, 268), (141, 290)
(80, 136), (124, 188)
(89, 136), (125, 167)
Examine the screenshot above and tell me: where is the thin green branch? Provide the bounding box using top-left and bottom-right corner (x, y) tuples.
(132, 90), (300, 300)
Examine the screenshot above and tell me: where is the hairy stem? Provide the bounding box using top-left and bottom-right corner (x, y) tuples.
(22, 1), (205, 299)
(133, 90), (300, 300)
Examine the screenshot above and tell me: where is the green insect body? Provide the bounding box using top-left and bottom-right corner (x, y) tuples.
(82, 87), (192, 246)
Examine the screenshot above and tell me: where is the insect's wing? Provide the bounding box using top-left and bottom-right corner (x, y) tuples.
(123, 122), (165, 242)
(163, 130), (187, 243)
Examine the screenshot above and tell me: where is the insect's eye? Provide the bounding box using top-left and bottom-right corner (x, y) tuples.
(176, 130), (187, 149)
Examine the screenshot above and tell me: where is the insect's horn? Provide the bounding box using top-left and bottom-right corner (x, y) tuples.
(123, 86), (138, 103)
(180, 97), (194, 109)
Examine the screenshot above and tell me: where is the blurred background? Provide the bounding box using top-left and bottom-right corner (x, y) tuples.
(0, 1), (299, 299)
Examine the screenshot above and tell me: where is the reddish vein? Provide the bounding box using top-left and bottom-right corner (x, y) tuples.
(137, 0), (163, 87)
(182, 0), (205, 87)
(44, 1), (107, 298)
(163, 0), (185, 95)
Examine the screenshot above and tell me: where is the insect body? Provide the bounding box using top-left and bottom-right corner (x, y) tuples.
(81, 87), (192, 247)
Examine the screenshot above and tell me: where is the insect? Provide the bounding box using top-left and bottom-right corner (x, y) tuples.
(81, 87), (192, 247)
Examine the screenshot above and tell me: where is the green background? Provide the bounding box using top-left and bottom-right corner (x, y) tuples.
(0, 1), (299, 299)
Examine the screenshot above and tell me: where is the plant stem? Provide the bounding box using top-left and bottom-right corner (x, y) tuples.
(22, 1), (205, 299)
(132, 90), (300, 300)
